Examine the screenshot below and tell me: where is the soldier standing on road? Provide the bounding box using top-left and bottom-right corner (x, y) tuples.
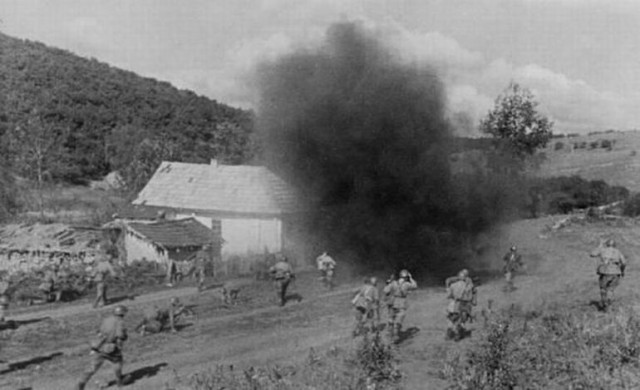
(269, 256), (295, 307)
(591, 238), (627, 311)
(445, 269), (477, 341)
(316, 252), (337, 290)
(383, 273), (397, 331)
(76, 305), (129, 389)
(351, 276), (380, 336)
(0, 272), (10, 324)
(193, 245), (210, 292)
(166, 258), (178, 287)
(38, 264), (63, 303)
(135, 297), (187, 335)
(502, 245), (523, 292)
(383, 269), (417, 342)
(92, 255), (118, 308)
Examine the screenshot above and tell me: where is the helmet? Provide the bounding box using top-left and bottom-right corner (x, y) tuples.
(458, 269), (469, 278)
(370, 276), (378, 286)
(170, 297), (180, 306)
(113, 305), (128, 317)
(399, 269), (410, 278)
(606, 238), (616, 247)
(510, 245), (517, 251)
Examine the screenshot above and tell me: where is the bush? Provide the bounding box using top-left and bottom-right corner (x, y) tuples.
(443, 305), (640, 389)
(623, 193), (640, 217)
(554, 141), (564, 151)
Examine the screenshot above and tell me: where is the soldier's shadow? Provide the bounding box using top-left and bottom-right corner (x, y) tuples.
(108, 362), (168, 387)
(0, 352), (63, 374)
(107, 294), (137, 306)
(395, 326), (420, 344)
(0, 317), (51, 332)
(285, 293), (303, 304)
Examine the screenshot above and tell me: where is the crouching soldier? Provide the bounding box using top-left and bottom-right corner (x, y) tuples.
(383, 269), (417, 342)
(352, 277), (379, 336)
(445, 269), (477, 341)
(269, 256), (295, 307)
(136, 298), (186, 335)
(591, 238), (626, 311)
(77, 305), (129, 389)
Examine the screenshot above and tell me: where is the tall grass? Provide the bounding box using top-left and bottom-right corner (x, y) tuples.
(443, 304), (640, 389)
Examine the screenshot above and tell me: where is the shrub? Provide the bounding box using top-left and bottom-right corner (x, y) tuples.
(554, 141), (564, 151)
(171, 334), (402, 389)
(444, 305), (640, 389)
(623, 193), (640, 217)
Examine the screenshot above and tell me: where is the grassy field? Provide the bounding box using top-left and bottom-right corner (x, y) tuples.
(538, 130), (640, 192)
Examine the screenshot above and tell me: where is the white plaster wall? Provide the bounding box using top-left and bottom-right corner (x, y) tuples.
(221, 218), (282, 257)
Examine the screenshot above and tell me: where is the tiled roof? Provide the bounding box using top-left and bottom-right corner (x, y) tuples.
(127, 218), (216, 248)
(133, 162), (302, 215)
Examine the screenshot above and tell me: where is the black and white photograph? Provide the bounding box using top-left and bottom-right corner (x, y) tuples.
(1, 1), (639, 388)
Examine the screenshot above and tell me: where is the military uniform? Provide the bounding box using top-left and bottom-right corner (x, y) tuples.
(39, 268), (62, 302)
(445, 273), (477, 341)
(591, 242), (626, 310)
(193, 249), (209, 292)
(352, 279), (379, 336)
(269, 260), (294, 306)
(77, 308), (128, 389)
(316, 253), (336, 289)
(0, 279), (10, 323)
(93, 260), (117, 308)
(502, 248), (523, 291)
(383, 272), (417, 340)
(166, 258), (178, 287)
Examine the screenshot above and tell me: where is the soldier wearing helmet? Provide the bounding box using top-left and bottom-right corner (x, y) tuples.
(316, 252), (337, 290)
(383, 269), (417, 342)
(77, 305), (129, 389)
(135, 297), (187, 335)
(591, 238), (627, 311)
(351, 276), (380, 336)
(269, 255), (295, 306)
(445, 269), (477, 341)
(92, 249), (118, 308)
(502, 245), (523, 292)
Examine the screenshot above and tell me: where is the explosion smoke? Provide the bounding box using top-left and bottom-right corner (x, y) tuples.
(256, 22), (520, 278)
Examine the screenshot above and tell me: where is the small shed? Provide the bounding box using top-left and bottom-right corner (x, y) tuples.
(120, 218), (221, 272)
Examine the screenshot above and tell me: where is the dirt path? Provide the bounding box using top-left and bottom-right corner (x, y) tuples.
(3, 216), (638, 389)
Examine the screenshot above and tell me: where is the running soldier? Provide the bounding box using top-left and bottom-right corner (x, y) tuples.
(383, 269), (417, 342)
(351, 277), (380, 336)
(135, 297), (187, 335)
(76, 305), (129, 389)
(502, 245), (523, 292)
(383, 273), (397, 331)
(269, 256), (295, 307)
(316, 252), (337, 290)
(445, 269), (477, 341)
(92, 256), (118, 308)
(591, 238), (626, 311)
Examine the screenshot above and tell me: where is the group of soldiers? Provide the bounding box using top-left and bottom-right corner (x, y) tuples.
(351, 269), (418, 342)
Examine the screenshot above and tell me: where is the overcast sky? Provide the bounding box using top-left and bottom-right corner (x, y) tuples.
(2, 0), (639, 134)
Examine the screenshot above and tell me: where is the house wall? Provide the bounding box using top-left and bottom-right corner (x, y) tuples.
(176, 213), (282, 259)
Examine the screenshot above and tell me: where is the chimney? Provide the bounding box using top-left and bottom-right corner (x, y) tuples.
(210, 159), (218, 167)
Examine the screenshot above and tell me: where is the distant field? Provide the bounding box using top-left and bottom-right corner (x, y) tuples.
(537, 130), (640, 192)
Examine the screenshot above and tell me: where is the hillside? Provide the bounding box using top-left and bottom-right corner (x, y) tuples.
(0, 32), (255, 186)
(539, 131), (640, 192)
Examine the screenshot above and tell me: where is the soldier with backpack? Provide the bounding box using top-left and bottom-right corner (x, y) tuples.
(445, 269), (477, 341)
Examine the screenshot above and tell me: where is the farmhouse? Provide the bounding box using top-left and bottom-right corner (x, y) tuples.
(132, 160), (305, 270)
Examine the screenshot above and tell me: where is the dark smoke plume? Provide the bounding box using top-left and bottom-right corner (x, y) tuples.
(256, 22), (520, 278)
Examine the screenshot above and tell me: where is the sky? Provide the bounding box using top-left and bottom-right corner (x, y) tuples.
(2, 0), (640, 134)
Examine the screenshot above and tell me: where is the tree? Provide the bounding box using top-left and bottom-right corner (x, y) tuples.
(480, 82), (553, 160)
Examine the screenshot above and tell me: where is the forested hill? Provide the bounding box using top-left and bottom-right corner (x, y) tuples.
(0, 32), (255, 188)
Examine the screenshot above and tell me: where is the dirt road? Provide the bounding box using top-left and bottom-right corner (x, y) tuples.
(2, 215), (639, 389)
